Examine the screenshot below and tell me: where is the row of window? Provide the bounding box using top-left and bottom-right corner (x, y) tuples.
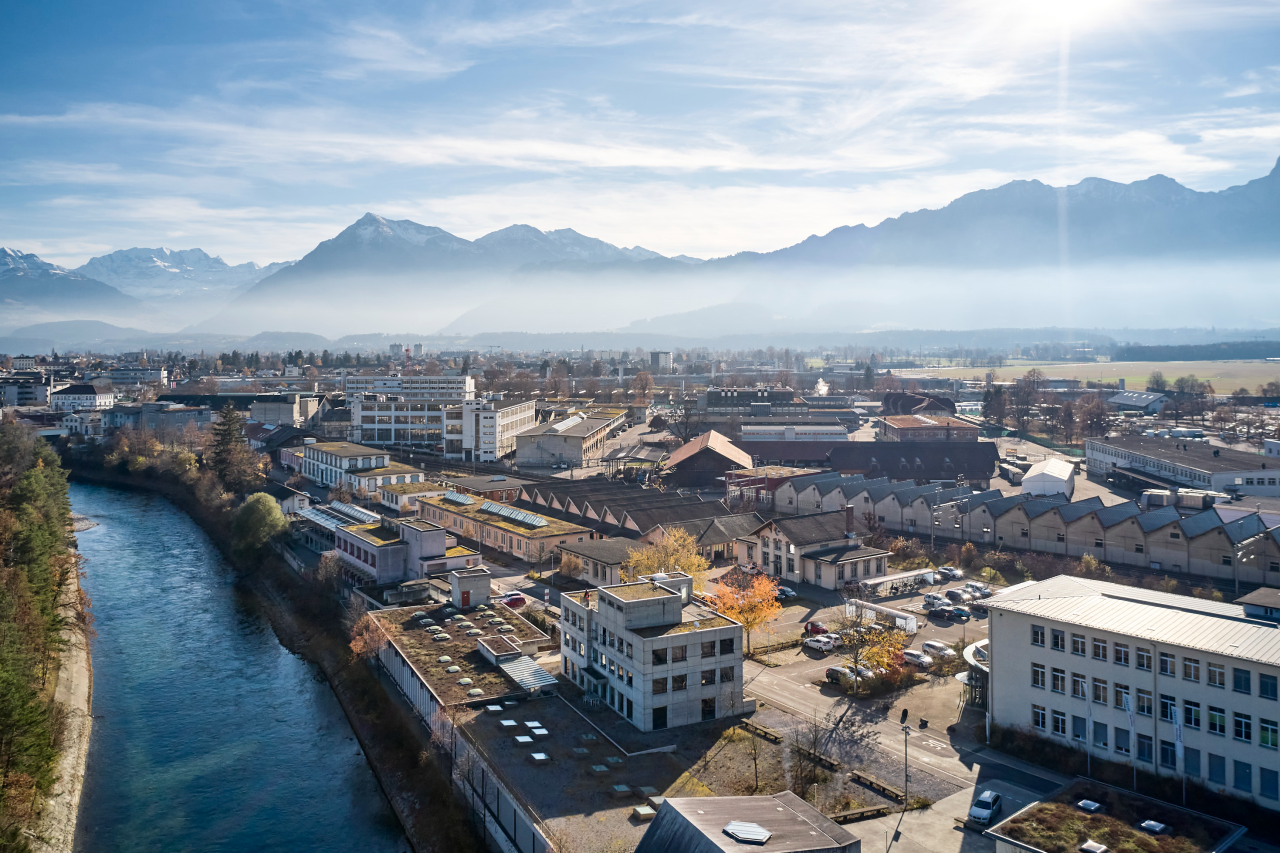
(653, 668), (736, 693)
(1032, 704), (1280, 797)
(1031, 627), (1279, 698)
(1033, 664), (1280, 746)
(653, 638), (735, 665)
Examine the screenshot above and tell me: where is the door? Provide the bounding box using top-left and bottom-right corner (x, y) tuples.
(652, 706), (667, 730)
(461, 590), (470, 607)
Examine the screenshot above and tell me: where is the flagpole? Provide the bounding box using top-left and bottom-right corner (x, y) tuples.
(1124, 691), (1137, 791)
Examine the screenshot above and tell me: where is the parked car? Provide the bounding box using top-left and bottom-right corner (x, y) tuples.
(497, 593), (528, 608)
(926, 605), (957, 621)
(945, 589), (974, 604)
(938, 566), (964, 581)
(922, 640), (958, 659)
(903, 649), (935, 668)
(804, 635), (837, 653)
(968, 601), (989, 616)
(775, 586), (798, 601)
(825, 666), (858, 684)
(964, 581), (993, 598)
(805, 621), (829, 635)
(968, 790), (1002, 825)
(923, 592), (947, 607)
(950, 606), (972, 621)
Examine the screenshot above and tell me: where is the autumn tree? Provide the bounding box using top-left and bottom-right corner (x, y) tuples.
(316, 551), (344, 590)
(349, 613), (387, 660)
(704, 573), (781, 655)
(622, 529), (710, 592)
(327, 482), (354, 504)
(557, 552), (584, 580)
(1147, 370), (1168, 392)
(1057, 399), (1077, 443)
(629, 371), (654, 400)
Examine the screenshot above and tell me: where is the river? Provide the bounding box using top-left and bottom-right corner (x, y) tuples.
(70, 482), (411, 853)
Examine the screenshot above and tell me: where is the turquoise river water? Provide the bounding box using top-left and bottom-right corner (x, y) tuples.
(70, 482), (411, 853)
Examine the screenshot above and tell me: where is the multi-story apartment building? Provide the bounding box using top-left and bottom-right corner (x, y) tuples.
(443, 396), (538, 462)
(1087, 436), (1280, 497)
(11, 356), (37, 371)
(559, 573), (751, 731)
(50, 384), (115, 412)
(0, 377), (65, 406)
(300, 441), (425, 492)
(988, 576), (1280, 810)
(105, 366), (169, 385)
(649, 351), (673, 374)
(341, 373), (474, 404)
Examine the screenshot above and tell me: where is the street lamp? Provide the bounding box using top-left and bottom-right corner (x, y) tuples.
(902, 720), (912, 804)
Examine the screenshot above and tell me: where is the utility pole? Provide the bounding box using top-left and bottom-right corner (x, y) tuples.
(902, 718), (912, 804)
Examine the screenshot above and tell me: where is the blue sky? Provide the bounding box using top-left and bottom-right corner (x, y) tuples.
(3, 0), (1280, 267)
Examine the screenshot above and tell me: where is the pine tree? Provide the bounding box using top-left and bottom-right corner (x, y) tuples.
(207, 403), (259, 492)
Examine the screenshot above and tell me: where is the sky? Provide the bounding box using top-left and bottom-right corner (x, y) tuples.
(3, 0), (1280, 268)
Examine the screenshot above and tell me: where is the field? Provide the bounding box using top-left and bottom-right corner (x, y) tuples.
(923, 360), (1280, 392)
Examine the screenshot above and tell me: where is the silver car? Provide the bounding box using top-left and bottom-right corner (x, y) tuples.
(968, 790), (1002, 825)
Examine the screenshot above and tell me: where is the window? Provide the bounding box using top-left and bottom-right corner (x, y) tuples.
(1032, 625), (1045, 646)
(1185, 747), (1201, 777)
(1073, 673), (1087, 699)
(701, 641), (716, 658)
(1114, 644), (1130, 666)
(1263, 673), (1278, 701)
(671, 645), (687, 663)
(1209, 662), (1225, 688)
(1052, 630), (1066, 652)
(1115, 727), (1131, 755)
(1263, 719), (1279, 749)
(1052, 710), (1066, 735)
(1052, 669), (1066, 693)
(1159, 652), (1175, 676)
(1093, 638), (1107, 660)
(673, 674), (688, 691)
(1160, 740), (1177, 769)
(1137, 648), (1152, 671)
(1235, 760), (1252, 793)
(1094, 721), (1109, 748)
(1184, 658), (1200, 682)
(1137, 734), (1154, 763)
(701, 669), (716, 686)
(1135, 543), (1145, 554)
(652, 648), (667, 665)
(1136, 689), (1153, 716)
(1264, 768), (1280, 801)
(1115, 684), (1130, 709)
(721, 666), (735, 684)
(1235, 668), (1252, 695)
(1185, 701), (1201, 729)
(1223, 555), (1234, 567)
(720, 638), (734, 655)
(1209, 753), (1226, 785)
(1033, 664), (1046, 689)
(1236, 713), (1253, 742)
(1093, 679), (1108, 705)
(626, 642), (633, 658)
(1160, 694), (1176, 722)
(1072, 715), (1087, 741)
(1209, 706), (1226, 735)
(653, 677), (668, 694)
(1071, 634), (1086, 656)
(1095, 538), (1105, 549)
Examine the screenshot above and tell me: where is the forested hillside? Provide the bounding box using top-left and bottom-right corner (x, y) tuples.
(0, 423), (76, 849)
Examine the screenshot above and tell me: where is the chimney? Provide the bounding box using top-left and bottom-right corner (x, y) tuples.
(845, 503), (857, 538)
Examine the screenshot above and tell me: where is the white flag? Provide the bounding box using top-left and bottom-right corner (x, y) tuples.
(1173, 705), (1184, 759)
(1124, 690), (1136, 732)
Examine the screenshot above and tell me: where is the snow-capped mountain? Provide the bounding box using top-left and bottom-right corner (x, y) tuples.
(0, 248), (142, 318)
(76, 247), (294, 297)
(472, 224), (661, 264)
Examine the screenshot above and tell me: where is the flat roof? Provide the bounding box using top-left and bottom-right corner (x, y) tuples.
(988, 779), (1241, 853)
(725, 465), (815, 478)
(632, 603), (735, 639)
(606, 581), (677, 601)
(440, 473), (539, 491)
(639, 791), (857, 853)
(421, 496), (592, 538)
(557, 538), (648, 565)
(1091, 435), (1271, 474)
(343, 523), (402, 545)
(444, 545), (479, 558)
(371, 601), (549, 705)
(883, 414), (976, 429)
(988, 575), (1280, 667)
(306, 441), (383, 457)
(352, 462), (425, 477)
(380, 482), (442, 495)
(399, 519), (442, 532)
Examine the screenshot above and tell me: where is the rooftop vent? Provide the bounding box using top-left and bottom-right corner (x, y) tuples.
(1080, 842), (1107, 853)
(1077, 800), (1103, 814)
(1138, 821), (1168, 835)
(724, 821), (773, 844)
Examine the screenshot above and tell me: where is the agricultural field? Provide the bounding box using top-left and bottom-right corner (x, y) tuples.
(925, 360), (1280, 393)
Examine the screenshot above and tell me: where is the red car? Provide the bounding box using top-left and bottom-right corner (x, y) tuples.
(498, 594), (527, 608)
(805, 621), (829, 635)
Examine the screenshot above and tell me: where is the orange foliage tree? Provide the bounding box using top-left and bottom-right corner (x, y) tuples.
(704, 572), (781, 655)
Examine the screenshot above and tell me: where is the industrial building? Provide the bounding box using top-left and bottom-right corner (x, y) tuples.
(1086, 435), (1280, 497)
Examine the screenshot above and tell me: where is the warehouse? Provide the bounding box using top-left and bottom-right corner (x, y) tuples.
(1086, 435), (1280, 496)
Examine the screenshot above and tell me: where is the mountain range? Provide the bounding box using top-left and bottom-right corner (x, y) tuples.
(5, 155), (1280, 338)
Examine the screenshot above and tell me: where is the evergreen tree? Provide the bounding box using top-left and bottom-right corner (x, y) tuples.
(207, 403), (260, 492)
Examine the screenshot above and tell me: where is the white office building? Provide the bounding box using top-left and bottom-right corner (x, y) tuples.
(1087, 436), (1280, 497)
(988, 576), (1280, 810)
(50, 384), (115, 412)
(559, 574), (752, 732)
(443, 396), (538, 463)
(341, 373), (474, 403)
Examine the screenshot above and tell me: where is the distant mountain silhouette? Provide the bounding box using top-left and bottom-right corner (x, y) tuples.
(0, 249), (143, 319)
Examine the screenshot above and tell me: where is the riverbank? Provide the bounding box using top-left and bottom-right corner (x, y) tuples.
(64, 463), (479, 853)
(30, 550), (93, 853)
